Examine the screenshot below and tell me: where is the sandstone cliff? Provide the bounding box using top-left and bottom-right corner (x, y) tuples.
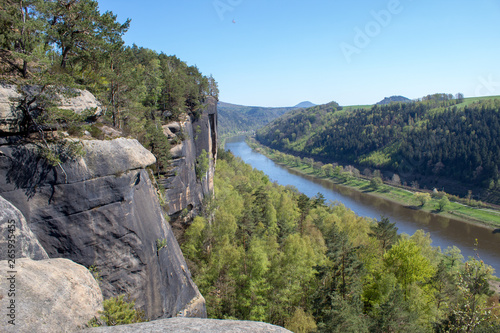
(0, 137), (206, 319)
(0, 86), (217, 321)
(162, 97), (217, 237)
(162, 99), (217, 211)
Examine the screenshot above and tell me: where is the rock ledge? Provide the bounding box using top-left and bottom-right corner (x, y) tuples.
(81, 317), (292, 333)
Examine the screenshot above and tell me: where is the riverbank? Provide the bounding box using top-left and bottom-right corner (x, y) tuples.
(218, 131), (254, 151)
(246, 137), (500, 230)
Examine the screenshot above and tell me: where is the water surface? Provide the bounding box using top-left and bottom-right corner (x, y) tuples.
(225, 136), (500, 273)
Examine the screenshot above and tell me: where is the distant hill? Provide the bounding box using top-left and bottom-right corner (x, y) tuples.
(376, 96), (411, 105)
(218, 101), (309, 136)
(294, 101), (316, 108)
(255, 94), (500, 202)
(217, 102), (295, 136)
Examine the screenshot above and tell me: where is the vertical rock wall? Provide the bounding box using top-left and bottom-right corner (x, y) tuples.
(161, 97), (217, 228)
(0, 86), (217, 321)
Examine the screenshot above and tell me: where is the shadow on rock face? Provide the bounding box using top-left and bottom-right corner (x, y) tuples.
(5, 144), (55, 200)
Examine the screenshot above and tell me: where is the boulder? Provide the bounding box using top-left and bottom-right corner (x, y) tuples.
(0, 258), (103, 333)
(0, 84), (102, 134)
(169, 143), (184, 159)
(165, 121), (181, 134)
(99, 125), (122, 138)
(81, 318), (292, 333)
(58, 89), (102, 116)
(0, 195), (49, 260)
(162, 124), (176, 139)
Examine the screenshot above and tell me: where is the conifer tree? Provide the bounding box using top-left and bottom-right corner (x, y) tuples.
(42, 0), (129, 69)
(312, 225), (368, 332)
(369, 216), (398, 251)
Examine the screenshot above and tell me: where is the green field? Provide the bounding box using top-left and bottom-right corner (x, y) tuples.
(341, 104), (372, 111)
(458, 95), (500, 107)
(339, 96), (500, 112)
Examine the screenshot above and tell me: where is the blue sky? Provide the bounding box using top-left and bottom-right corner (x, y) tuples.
(96, 0), (500, 107)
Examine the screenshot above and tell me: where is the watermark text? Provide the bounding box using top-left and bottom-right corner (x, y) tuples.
(5, 219), (17, 326)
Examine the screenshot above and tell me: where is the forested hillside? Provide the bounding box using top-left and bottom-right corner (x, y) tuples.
(217, 102), (295, 136)
(218, 101), (316, 137)
(256, 95), (500, 202)
(183, 150), (499, 332)
(0, 0), (217, 174)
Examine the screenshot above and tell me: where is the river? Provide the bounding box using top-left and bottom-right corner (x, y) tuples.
(224, 136), (500, 273)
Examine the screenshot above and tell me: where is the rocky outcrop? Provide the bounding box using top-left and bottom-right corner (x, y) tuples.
(0, 194), (49, 260)
(161, 97), (217, 225)
(0, 137), (206, 320)
(0, 84), (102, 134)
(82, 318), (292, 333)
(57, 89), (103, 115)
(0, 258), (103, 333)
(0, 83), (23, 134)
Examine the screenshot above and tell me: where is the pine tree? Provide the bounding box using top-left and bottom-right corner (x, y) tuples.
(0, 0), (46, 78)
(312, 224), (369, 332)
(42, 0), (130, 69)
(369, 216), (398, 251)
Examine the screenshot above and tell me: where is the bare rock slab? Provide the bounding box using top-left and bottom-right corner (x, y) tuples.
(80, 317), (292, 333)
(0, 258), (103, 333)
(0, 195), (49, 260)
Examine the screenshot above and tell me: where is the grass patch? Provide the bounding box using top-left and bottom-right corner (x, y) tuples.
(457, 95), (500, 108)
(342, 104), (372, 112)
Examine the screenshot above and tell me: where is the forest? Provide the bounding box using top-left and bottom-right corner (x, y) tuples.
(217, 101), (296, 137)
(183, 149), (499, 332)
(256, 95), (500, 202)
(0, 0), (217, 174)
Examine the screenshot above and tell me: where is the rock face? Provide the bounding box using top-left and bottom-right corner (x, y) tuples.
(0, 194), (49, 260)
(0, 137), (206, 320)
(0, 84), (102, 134)
(0, 83), (23, 134)
(57, 89), (103, 115)
(82, 318), (293, 333)
(0, 258), (103, 333)
(161, 97), (217, 232)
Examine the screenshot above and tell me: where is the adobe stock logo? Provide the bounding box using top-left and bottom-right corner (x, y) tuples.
(475, 74), (500, 97)
(213, 0), (243, 21)
(340, 0), (411, 64)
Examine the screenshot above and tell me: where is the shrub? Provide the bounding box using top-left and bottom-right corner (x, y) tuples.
(437, 196), (450, 212)
(285, 308), (317, 333)
(156, 238), (167, 252)
(414, 192), (431, 207)
(196, 149), (210, 180)
(67, 124), (84, 136)
(370, 176), (383, 190)
(88, 124), (104, 139)
(88, 264), (102, 282)
(100, 295), (146, 326)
